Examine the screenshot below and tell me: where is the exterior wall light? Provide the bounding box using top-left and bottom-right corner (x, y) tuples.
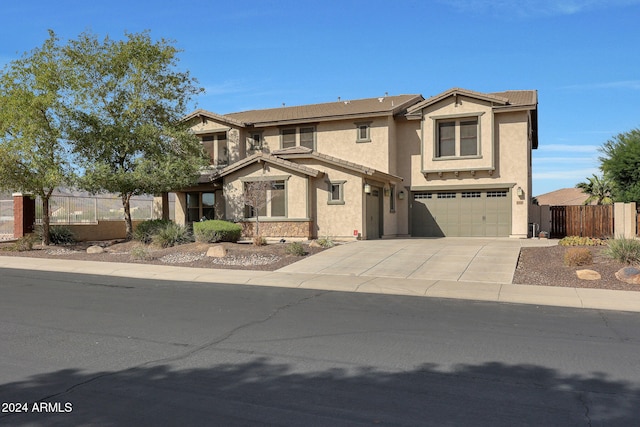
(517, 187), (524, 198)
(398, 190), (406, 200)
(364, 184), (371, 194)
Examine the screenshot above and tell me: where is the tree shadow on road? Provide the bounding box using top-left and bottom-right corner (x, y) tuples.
(2, 357), (639, 426)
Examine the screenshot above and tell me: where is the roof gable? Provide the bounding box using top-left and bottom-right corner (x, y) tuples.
(273, 147), (403, 183)
(206, 152), (322, 180)
(405, 87), (537, 117)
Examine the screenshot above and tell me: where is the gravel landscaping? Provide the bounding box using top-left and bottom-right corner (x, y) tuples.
(1, 238), (638, 292)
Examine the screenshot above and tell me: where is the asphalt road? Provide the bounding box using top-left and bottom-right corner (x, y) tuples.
(1, 268), (640, 426)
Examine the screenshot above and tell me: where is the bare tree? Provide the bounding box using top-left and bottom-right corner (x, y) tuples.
(242, 180), (276, 244)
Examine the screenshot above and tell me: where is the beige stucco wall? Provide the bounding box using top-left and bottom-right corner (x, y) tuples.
(420, 96), (494, 173)
(395, 103), (533, 238)
(223, 162), (310, 222)
(65, 220), (145, 241)
(290, 158), (365, 239)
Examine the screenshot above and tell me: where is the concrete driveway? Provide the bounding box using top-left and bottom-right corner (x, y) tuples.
(278, 238), (556, 284)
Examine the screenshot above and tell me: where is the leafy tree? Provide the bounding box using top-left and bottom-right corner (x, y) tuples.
(63, 31), (208, 239)
(0, 31), (74, 245)
(575, 174), (613, 205)
(599, 128), (640, 203)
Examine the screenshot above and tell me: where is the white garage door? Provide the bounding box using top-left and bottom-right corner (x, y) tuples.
(411, 189), (511, 237)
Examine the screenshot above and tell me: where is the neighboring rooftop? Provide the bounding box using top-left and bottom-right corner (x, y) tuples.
(535, 187), (593, 206)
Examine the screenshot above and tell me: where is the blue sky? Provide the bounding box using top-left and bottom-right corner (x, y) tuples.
(1, 0), (639, 196)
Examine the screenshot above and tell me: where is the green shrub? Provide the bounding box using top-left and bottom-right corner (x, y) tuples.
(558, 236), (607, 246)
(35, 225), (76, 245)
(193, 220), (242, 243)
(133, 219), (172, 244)
(604, 237), (640, 265)
(152, 222), (192, 248)
(316, 236), (335, 248)
(285, 241), (307, 256)
(563, 247), (593, 266)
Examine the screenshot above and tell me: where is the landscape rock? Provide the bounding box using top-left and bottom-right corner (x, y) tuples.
(576, 269), (601, 281)
(615, 267), (640, 285)
(206, 245), (227, 258)
(309, 240), (322, 248)
(86, 245), (105, 254)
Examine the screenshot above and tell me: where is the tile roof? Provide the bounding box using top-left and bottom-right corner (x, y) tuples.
(490, 90), (538, 108)
(406, 87), (537, 116)
(273, 147), (403, 183)
(224, 94), (423, 126)
(202, 152), (322, 181)
(535, 187), (592, 206)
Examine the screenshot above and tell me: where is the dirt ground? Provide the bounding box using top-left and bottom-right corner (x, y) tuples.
(513, 245), (638, 292)
(1, 239), (638, 292)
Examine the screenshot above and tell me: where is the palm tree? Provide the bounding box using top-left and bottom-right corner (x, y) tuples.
(575, 174), (613, 205)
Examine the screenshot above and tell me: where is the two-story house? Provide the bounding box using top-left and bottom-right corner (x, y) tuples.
(175, 87), (538, 239)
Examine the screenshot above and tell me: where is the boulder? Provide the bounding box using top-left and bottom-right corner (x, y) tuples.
(206, 245), (227, 258)
(615, 267), (640, 285)
(309, 240), (322, 248)
(86, 245), (105, 254)
(576, 269), (601, 281)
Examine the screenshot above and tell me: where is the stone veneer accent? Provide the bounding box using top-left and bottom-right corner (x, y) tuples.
(241, 220), (312, 238)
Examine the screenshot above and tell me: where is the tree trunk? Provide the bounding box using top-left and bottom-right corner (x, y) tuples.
(122, 193), (133, 240)
(41, 196), (51, 246)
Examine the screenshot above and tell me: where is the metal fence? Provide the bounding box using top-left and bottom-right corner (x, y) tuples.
(0, 199), (13, 240)
(34, 194), (175, 224)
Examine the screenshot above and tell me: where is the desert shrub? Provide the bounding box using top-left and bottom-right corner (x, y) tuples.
(193, 220), (241, 243)
(152, 222), (192, 248)
(133, 219), (172, 244)
(558, 236), (607, 246)
(563, 247), (593, 266)
(6, 234), (37, 252)
(604, 237), (640, 265)
(35, 225), (76, 245)
(285, 241), (307, 256)
(316, 236), (335, 248)
(253, 236), (267, 246)
(130, 245), (154, 261)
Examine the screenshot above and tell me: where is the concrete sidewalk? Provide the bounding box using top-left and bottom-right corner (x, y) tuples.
(1, 253), (639, 313)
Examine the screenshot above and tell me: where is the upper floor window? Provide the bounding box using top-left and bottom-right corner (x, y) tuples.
(281, 126), (315, 150)
(201, 132), (228, 167)
(436, 118), (478, 158)
(355, 122), (371, 143)
(247, 132), (263, 153)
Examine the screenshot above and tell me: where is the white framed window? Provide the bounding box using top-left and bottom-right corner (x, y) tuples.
(436, 118), (479, 158)
(327, 180), (346, 205)
(281, 126), (316, 150)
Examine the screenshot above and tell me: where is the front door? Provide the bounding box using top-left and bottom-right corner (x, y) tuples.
(366, 187), (381, 239)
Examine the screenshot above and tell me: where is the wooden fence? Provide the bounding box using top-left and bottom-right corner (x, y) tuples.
(550, 205), (614, 239)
